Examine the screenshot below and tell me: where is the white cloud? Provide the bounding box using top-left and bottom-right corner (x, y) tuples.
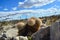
(18, 2), (24, 4)
(0, 7), (60, 21)
(3, 8), (8, 10)
(0, 7), (60, 17)
(18, 0), (55, 8)
(12, 7), (17, 10)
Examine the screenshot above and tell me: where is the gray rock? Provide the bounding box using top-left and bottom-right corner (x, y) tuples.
(31, 21), (60, 40)
(31, 26), (50, 40)
(50, 21), (60, 40)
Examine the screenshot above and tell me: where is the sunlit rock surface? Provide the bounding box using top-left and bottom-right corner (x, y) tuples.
(5, 28), (18, 38)
(2, 25), (13, 31)
(19, 36), (28, 40)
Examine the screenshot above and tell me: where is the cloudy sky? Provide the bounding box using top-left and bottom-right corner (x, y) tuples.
(0, 0), (60, 21)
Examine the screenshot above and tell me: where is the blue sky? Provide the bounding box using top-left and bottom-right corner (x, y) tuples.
(0, 0), (25, 11)
(0, 0), (60, 11)
(0, 0), (60, 21)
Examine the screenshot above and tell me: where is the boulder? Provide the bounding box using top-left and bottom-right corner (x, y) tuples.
(50, 21), (60, 40)
(31, 26), (50, 40)
(5, 28), (18, 38)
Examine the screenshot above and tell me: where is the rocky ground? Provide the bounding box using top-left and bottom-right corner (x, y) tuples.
(0, 15), (60, 40)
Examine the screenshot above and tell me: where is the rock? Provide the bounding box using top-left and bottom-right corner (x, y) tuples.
(2, 25), (13, 31)
(5, 28), (18, 38)
(14, 36), (28, 40)
(0, 35), (7, 40)
(0, 26), (3, 35)
(19, 36), (28, 40)
(31, 21), (60, 40)
(15, 36), (20, 40)
(31, 26), (50, 40)
(50, 21), (60, 40)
